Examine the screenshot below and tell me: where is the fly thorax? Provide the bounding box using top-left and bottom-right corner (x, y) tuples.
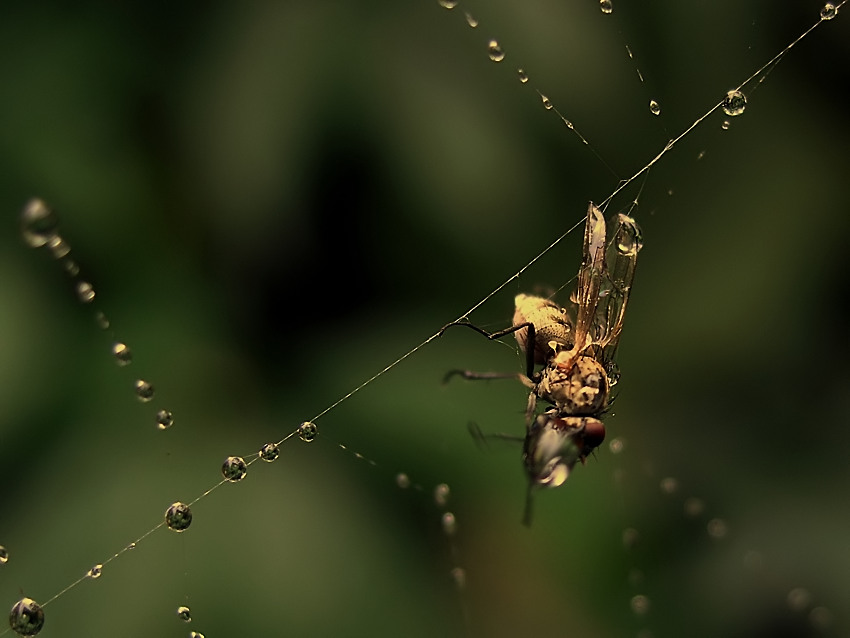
(541, 355), (608, 414)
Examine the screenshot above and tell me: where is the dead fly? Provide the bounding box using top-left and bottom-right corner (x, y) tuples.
(441, 203), (642, 522)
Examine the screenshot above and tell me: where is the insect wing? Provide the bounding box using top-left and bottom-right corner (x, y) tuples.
(570, 203), (607, 355)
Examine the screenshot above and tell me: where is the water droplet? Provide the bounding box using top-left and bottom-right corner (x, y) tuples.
(540, 94), (553, 110)
(649, 99), (661, 116)
(0, 546), (7, 564)
(820, 2), (837, 19)
(743, 550), (763, 571)
(721, 119), (731, 130)
(434, 483), (450, 507)
(517, 68), (528, 83)
(165, 502), (192, 532)
(87, 564), (103, 579)
(126, 542), (136, 550)
(628, 568), (644, 586)
(395, 473), (410, 489)
(450, 567), (466, 589)
(177, 606), (192, 622)
(46, 236), (70, 259)
(442, 512), (457, 536)
(722, 89), (747, 116)
(437, 0), (457, 8)
(189, 632), (205, 638)
(8, 597), (44, 636)
(787, 587), (812, 612)
(464, 11), (477, 27)
(297, 421), (318, 442)
(134, 379), (155, 402)
(155, 409), (174, 430)
(20, 199), (59, 249)
(684, 496), (705, 518)
(809, 606), (833, 630)
(706, 517), (728, 539)
(608, 437), (625, 454)
(94, 311), (110, 330)
(62, 259), (80, 277)
(622, 528), (639, 549)
(660, 477), (678, 494)
(75, 281), (95, 303)
(259, 443), (280, 462)
(599, 0), (613, 14)
(696, 150), (706, 161)
(630, 594), (651, 616)
(487, 40), (505, 62)
(221, 456), (247, 482)
(112, 342), (133, 366)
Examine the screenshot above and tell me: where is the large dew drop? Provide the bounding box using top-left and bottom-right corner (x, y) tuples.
(134, 379), (155, 402)
(599, 0), (613, 14)
(20, 199), (59, 249)
(259, 442), (280, 462)
(177, 606), (192, 622)
(615, 215), (643, 256)
(165, 502), (192, 532)
(297, 421), (318, 442)
(721, 89), (747, 116)
(156, 409), (174, 430)
(221, 456), (247, 482)
(8, 597), (44, 636)
(820, 2), (837, 19)
(487, 40), (505, 62)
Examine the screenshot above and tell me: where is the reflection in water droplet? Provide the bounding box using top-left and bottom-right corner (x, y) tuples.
(787, 587), (812, 612)
(464, 11), (477, 27)
(112, 342), (133, 366)
(259, 443), (280, 462)
(165, 502), (192, 532)
(599, 0), (613, 14)
(684, 497), (705, 518)
(20, 199), (59, 248)
(437, 0), (458, 8)
(434, 483), (450, 507)
(156, 409), (174, 430)
(517, 68), (528, 83)
(221, 456), (247, 482)
(649, 99), (661, 116)
(707, 517), (728, 539)
(442, 512), (457, 536)
(297, 421), (318, 442)
(541, 94), (553, 110)
(177, 605), (192, 622)
(722, 89), (747, 116)
(0, 546), (7, 563)
(75, 281), (95, 303)
(396, 473), (411, 489)
(630, 594), (651, 615)
(87, 564), (103, 579)
(9, 597), (44, 636)
(659, 477), (678, 494)
(134, 379), (155, 402)
(487, 40), (505, 62)
(820, 2), (837, 19)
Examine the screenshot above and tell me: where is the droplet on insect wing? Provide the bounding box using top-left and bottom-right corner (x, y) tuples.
(437, 0), (458, 8)
(20, 198), (59, 248)
(75, 281), (95, 303)
(87, 564), (103, 579)
(464, 11), (477, 27)
(134, 379), (155, 402)
(112, 342), (133, 366)
(221, 456), (247, 482)
(8, 597), (45, 636)
(177, 605), (192, 622)
(721, 89), (747, 116)
(615, 215), (643, 255)
(820, 2), (837, 19)
(487, 40), (505, 62)
(599, 0), (613, 14)
(164, 502), (192, 532)
(297, 421), (318, 442)
(649, 99), (661, 116)
(517, 68), (528, 83)
(155, 409), (174, 430)
(259, 443), (280, 462)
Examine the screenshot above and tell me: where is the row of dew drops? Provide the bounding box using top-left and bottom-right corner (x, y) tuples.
(8, 200), (464, 637)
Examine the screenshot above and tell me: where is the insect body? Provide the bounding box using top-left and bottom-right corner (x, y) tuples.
(442, 203), (642, 520)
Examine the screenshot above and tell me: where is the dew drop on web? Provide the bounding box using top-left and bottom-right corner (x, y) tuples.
(659, 476), (678, 494)
(540, 94), (553, 110)
(112, 342), (133, 366)
(259, 443), (280, 462)
(189, 632), (205, 638)
(721, 119), (731, 130)
(396, 473), (411, 489)
(134, 379), (155, 402)
(517, 68), (528, 83)
(630, 594), (651, 616)
(820, 2), (837, 20)
(0, 545), (8, 564)
(721, 89), (747, 116)
(487, 39), (505, 62)
(599, 0), (613, 14)
(87, 564), (103, 579)
(442, 512), (457, 536)
(706, 517), (728, 539)
(437, 0), (458, 8)
(155, 409), (174, 430)
(221, 456), (247, 482)
(8, 597), (44, 636)
(20, 198), (59, 249)
(434, 483), (451, 507)
(297, 421), (318, 442)
(787, 587), (812, 612)
(464, 11), (477, 28)
(164, 502), (192, 532)
(177, 605), (192, 622)
(649, 99), (661, 116)
(75, 281), (95, 303)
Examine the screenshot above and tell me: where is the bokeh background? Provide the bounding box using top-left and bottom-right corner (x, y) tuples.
(1, 1), (849, 637)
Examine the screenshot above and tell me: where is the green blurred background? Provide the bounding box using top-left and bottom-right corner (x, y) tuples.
(1, 1), (849, 637)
